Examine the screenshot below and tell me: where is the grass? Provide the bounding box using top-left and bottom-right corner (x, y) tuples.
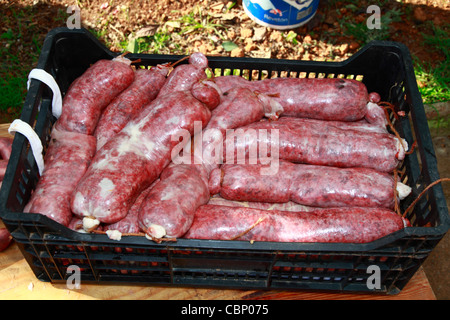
(0, 23), (40, 117)
(415, 23), (450, 104)
(415, 61), (450, 104)
(179, 6), (223, 38)
(120, 6), (224, 55)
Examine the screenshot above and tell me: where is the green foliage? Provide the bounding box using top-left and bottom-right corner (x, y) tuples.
(285, 31), (298, 45)
(0, 26), (39, 113)
(137, 32), (172, 54)
(222, 41), (238, 52)
(415, 23), (450, 104)
(180, 6), (224, 38)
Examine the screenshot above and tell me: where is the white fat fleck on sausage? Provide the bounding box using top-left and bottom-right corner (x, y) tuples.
(118, 123), (145, 152)
(165, 116), (179, 125)
(99, 178), (115, 198)
(397, 182), (412, 200)
(91, 156), (115, 171)
(117, 136), (143, 156)
(106, 230), (122, 241)
(73, 192), (89, 215)
(126, 123), (144, 142)
(117, 123), (157, 156)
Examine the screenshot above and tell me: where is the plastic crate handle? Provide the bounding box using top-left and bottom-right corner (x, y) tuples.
(27, 69), (62, 119)
(8, 119), (45, 176)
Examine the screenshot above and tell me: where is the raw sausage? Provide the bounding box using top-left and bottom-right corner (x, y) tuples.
(71, 54), (213, 227)
(55, 56), (135, 135)
(0, 228), (12, 252)
(24, 128), (97, 227)
(201, 86), (283, 172)
(156, 52), (209, 98)
(0, 137), (13, 161)
(223, 117), (407, 172)
(71, 90), (212, 225)
(209, 161), (411, 209)
(94, 65), (170, 150)
(137, 85), (280, 240)
(138, 164), (210, 239)
(137, 85), (278, 239)
(0, 160), (8, 181)
(111, 53), (213, 238)
(104, 181), (157, 234)
(204, 87), (282, 132)
(213, 76), (369, 121)
(0, 137), (13, 181)
(183, 205), (410, 243)
(191, 79), (222, 110)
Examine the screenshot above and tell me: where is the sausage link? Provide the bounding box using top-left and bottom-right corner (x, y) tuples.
(214, 76), (369, 121)
(156, 52), (208, 98)
(94, 66), (169, 150)
(0, 137), (13, 160)
(55, 57), (135, 135)
(124, 53), (214, 239)
(71, 90), (211, 224)
(211, 161), (410, 209)
(24, 128), (97, 226)
(138, 164), (210, 238)
(224, 117), (407, 172)
(184, 204), (410, 243)
(136, 85), (276, 240)
(0, 228), (12, 252)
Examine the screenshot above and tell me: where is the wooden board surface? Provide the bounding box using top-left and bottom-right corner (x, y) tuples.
(0, 123), (12, 138)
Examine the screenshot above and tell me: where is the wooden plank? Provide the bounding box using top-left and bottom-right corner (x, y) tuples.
(0, 124), (13, 138)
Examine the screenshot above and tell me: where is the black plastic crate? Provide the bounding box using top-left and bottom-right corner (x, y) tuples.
(0, 27), (448, 295)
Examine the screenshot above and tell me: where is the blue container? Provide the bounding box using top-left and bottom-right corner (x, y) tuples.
(243, 0), (319, 30)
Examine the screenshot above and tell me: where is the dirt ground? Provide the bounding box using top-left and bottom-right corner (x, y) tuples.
(1, 0), (448, 121)
(1, 0), (449, 73)
(0, 0), (449, 299)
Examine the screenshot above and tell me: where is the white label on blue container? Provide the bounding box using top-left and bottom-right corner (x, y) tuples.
(243, 0), (319, 29)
